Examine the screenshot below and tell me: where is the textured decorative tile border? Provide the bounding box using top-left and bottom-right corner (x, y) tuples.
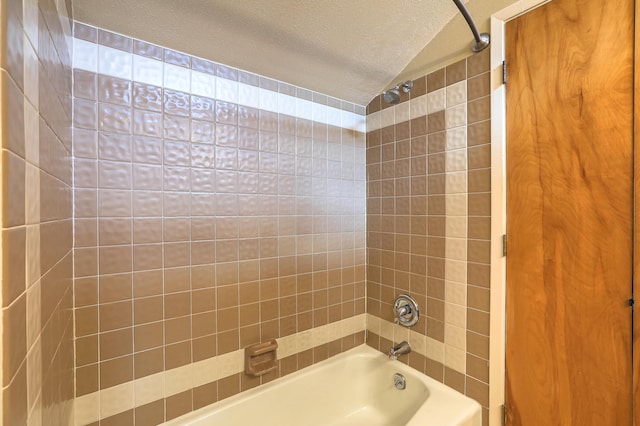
(365, 68), (474, 376)
(72, 37), (366, 133)
(74, 314), (366, 425)
(365, 93), (427, 133)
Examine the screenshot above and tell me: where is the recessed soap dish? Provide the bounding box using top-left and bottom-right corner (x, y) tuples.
(244, 340), (278, 376)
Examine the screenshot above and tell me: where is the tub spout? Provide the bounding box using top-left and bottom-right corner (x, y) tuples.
(389, 341), (411, 360)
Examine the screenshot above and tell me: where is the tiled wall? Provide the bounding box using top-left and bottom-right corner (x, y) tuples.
(1, 0), (74, 424)
(71, 23), (367, 425)
(365, 49), (491, 423)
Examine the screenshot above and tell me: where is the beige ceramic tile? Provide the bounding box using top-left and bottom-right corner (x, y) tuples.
(74, 392), (100, 426)
(100, 381), (135, 419)
(134, 372), (164, 406)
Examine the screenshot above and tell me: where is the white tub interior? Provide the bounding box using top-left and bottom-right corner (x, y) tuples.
(164, 345), (481, 426)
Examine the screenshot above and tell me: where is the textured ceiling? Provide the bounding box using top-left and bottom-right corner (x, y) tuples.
(73, 0), (512, 105)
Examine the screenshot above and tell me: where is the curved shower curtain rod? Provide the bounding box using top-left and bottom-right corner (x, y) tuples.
(451, 0), (490, 52)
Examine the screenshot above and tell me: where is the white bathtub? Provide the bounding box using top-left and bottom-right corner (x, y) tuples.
(164, 345), (481, 426)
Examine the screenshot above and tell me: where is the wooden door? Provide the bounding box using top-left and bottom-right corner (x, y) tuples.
(505, 0), (634, 424)
(635, 2), (640, 424)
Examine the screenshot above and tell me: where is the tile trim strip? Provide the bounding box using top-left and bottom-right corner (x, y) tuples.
(72, 38), (366, 133)
(74, 314), (366, 425)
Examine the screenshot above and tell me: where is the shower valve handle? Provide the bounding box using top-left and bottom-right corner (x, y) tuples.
(393, 294), (420, 327)
(394, 304), (411, 324)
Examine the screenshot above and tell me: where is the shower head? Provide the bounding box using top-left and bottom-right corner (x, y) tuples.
(382, 81), (414, 105)
(383, 88), (401, 104)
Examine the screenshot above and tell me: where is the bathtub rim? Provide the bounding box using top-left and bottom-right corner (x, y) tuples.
(162, 343), (481, 426)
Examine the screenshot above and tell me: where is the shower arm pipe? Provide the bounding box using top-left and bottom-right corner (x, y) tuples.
(450, 0), (490, 52)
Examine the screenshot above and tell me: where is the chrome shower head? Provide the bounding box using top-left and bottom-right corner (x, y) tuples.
(382, 81), (414, 105)
(383, 88), (401, 104)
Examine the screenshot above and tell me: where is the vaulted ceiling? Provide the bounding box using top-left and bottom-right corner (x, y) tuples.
(73, 0), (516, 105)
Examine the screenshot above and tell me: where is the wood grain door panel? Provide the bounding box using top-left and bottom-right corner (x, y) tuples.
(634, 2), (640, 424)
(505, 0), (634, 424)
(633, 0), (640, 426)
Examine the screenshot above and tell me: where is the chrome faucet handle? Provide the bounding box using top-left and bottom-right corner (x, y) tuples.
(393, 304), (411, 324)
(393, 294), (420, 327)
